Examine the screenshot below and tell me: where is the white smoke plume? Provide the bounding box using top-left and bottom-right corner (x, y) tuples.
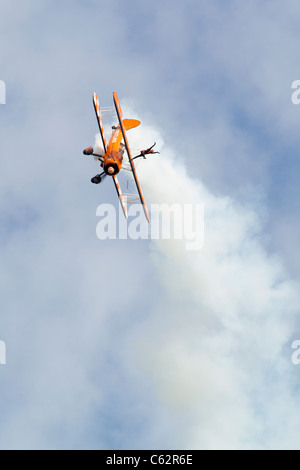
(93, 133), (105, 160)
(124, 115), (300, 449)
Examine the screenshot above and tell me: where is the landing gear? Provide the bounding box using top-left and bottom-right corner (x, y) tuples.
(83, 147), (103, 161)
(91, 171), (106, 184)
(83, 146), (94, 155)
(91, 174), (102, 184)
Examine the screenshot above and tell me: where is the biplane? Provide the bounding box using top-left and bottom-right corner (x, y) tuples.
(83, 91), (159, 222)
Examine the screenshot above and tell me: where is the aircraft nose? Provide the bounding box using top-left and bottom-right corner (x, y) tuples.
(107, 166), (115, 174)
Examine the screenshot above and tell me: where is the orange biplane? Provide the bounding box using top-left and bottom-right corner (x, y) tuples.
(83, 91), (159, 222)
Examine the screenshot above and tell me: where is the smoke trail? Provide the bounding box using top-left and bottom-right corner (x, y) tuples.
(127, 118), (300, 449)
(93, 133), (105, 159)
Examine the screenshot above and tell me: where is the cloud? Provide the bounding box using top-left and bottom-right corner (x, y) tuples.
(0, 0), (300, 451)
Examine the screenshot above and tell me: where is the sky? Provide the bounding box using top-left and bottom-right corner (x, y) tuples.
(1, 0), (300, 450)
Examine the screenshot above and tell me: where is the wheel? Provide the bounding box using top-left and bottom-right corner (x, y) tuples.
(83, 146), (94, 155)
(91, 175), (101, 184)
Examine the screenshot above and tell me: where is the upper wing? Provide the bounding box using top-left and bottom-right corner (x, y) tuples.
(112, 91), (150, 222)
(92, 92), (107, 153)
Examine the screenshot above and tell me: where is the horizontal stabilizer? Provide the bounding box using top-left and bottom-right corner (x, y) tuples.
(123, 119), (141, 131)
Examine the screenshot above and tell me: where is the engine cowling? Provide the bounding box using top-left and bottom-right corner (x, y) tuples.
(103, 158), (119, 176)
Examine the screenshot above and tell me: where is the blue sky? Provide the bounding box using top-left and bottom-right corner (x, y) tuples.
(1, 0), (300, 449)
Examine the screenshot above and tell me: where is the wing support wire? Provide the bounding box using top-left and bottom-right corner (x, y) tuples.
(112, 91), (150, 223)
(92, 92), (107, 153)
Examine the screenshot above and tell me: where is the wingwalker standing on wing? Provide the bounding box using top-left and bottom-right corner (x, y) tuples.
(83, 91), (159, 222)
